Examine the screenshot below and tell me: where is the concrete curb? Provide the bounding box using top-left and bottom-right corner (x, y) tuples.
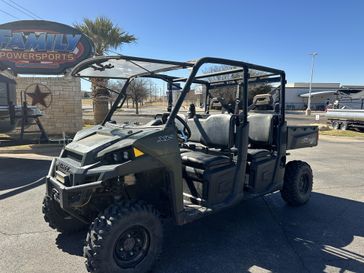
(319, 134), (364, 142)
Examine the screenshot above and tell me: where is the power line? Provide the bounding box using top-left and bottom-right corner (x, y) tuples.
(1, 0), (39, 19)
(8, 0), (42, 19)
(1, 0), (36, 19)
(0, 7), (19, 19)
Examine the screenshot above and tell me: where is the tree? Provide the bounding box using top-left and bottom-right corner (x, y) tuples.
(127, 79), (149, 114)
(204, 65), (240, 105)
(203, 65), (272, 109)
(74, 17), (136, 124)
(107, 80), (124, 108)
(107, 80), (148, 113)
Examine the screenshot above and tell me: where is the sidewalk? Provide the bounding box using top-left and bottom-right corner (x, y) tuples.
(0, 144), (62, 160)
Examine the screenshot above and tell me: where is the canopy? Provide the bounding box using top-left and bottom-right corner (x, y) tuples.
(71, 55), (195, 79)
(300, 90), (338, 98)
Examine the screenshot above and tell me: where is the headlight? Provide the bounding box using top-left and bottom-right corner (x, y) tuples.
(102, 147), (144, 164)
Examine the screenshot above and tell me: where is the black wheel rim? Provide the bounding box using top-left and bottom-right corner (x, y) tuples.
(114, 225), (150, 268)
(298, 173), (310, 194)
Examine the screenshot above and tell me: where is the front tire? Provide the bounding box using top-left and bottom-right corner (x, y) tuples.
(84, 201), (163, 273)
(281, 161), (313, 206)
(42, 196), (87, 233)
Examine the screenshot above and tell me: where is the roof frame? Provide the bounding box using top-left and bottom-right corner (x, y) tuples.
(71, 55), (195, 79)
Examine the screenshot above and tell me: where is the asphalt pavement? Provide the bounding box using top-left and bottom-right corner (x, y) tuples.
(0, 137), (364, 273)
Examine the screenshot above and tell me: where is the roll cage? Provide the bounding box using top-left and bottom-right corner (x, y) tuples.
(71, 55), (286, 127)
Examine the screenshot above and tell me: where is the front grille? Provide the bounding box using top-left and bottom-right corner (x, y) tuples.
(55, 161), (73, 186)
(57, 161), (71, 174)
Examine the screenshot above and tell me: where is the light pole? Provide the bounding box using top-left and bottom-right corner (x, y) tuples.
(306, 52), (318, 116)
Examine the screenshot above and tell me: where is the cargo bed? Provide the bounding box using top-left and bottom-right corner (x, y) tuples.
(287, 126), (318, 150)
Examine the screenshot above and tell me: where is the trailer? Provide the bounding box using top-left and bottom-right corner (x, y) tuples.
(327, 104), (364, 130)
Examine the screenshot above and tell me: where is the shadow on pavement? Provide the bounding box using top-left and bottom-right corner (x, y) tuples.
(56, 231), (86, 257)
(55, 192), (364, 273)
(0, 157), (50, 200)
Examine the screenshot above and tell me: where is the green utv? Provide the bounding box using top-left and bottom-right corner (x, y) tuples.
(43, 55), (318, 273)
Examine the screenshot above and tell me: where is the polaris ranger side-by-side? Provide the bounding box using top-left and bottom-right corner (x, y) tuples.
(42, 55), (318, 273)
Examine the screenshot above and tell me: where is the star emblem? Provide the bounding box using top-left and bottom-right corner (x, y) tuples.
(26, 84), (51, 108)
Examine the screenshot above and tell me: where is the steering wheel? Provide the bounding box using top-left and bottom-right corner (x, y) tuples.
(216, 96), (235, 114)
(155, 113), (191, 142)
(175, 114), (191, 142)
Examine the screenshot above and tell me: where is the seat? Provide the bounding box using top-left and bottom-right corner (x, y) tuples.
(246, 112), (277, 161)
(187, 114), (235, 149)
(247, 149), (271, 161)
(181, 115), (236, 205)
(181, 151), (232, 169)
(182, 150), (235, 204)
(182, 114), (234, 179)
(247, 112), (275, 147)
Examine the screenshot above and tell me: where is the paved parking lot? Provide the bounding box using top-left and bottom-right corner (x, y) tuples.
(0, 136), (364, 273)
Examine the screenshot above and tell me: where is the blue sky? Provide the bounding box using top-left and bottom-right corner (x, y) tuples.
(0, 0), (363, 87)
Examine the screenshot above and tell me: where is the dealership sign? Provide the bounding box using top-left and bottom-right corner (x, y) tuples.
(0, 20), (94, 74)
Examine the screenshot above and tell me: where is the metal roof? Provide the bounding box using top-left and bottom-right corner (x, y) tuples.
(300, 90), (338, 98)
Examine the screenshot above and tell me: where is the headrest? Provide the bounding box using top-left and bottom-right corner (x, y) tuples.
(252, 94), (273, 110)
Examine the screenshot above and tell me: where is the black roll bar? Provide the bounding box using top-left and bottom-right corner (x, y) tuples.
(102, 78), (132, 125)
(165, 57), (285, 126)
(87, 55), (286, 126)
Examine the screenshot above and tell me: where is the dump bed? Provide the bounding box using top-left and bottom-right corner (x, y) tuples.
(287, 126), (318, 150)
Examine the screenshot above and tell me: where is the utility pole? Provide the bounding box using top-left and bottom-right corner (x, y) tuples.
(306, 52), (318, 116)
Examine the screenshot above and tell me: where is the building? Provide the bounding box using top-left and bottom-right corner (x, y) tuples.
(0, 70), (16, 106)
(0, 70), (83, 135)
(285, 82), (364, 110)
(15, 76), (83, 135)
(0, 70), (17, 133)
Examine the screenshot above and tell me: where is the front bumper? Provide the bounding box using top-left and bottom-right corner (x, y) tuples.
(46, 175), (104, 210)
(46, 154), (163, 210)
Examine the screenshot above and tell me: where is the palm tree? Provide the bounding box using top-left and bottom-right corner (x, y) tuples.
(74, 17), (136, 124)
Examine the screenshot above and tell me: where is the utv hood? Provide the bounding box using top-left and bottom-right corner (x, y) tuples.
(64, 125), (161, 165)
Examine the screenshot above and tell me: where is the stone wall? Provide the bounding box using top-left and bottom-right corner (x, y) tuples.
(16, 76), (82, 135)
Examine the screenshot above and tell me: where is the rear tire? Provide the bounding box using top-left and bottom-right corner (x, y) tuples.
(84, 201), (163, 273)
(42, 196), (87, 233)
(281, 161), (313, 206)
(332, 121), (340, 130)
(340, 122), (348, 131)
